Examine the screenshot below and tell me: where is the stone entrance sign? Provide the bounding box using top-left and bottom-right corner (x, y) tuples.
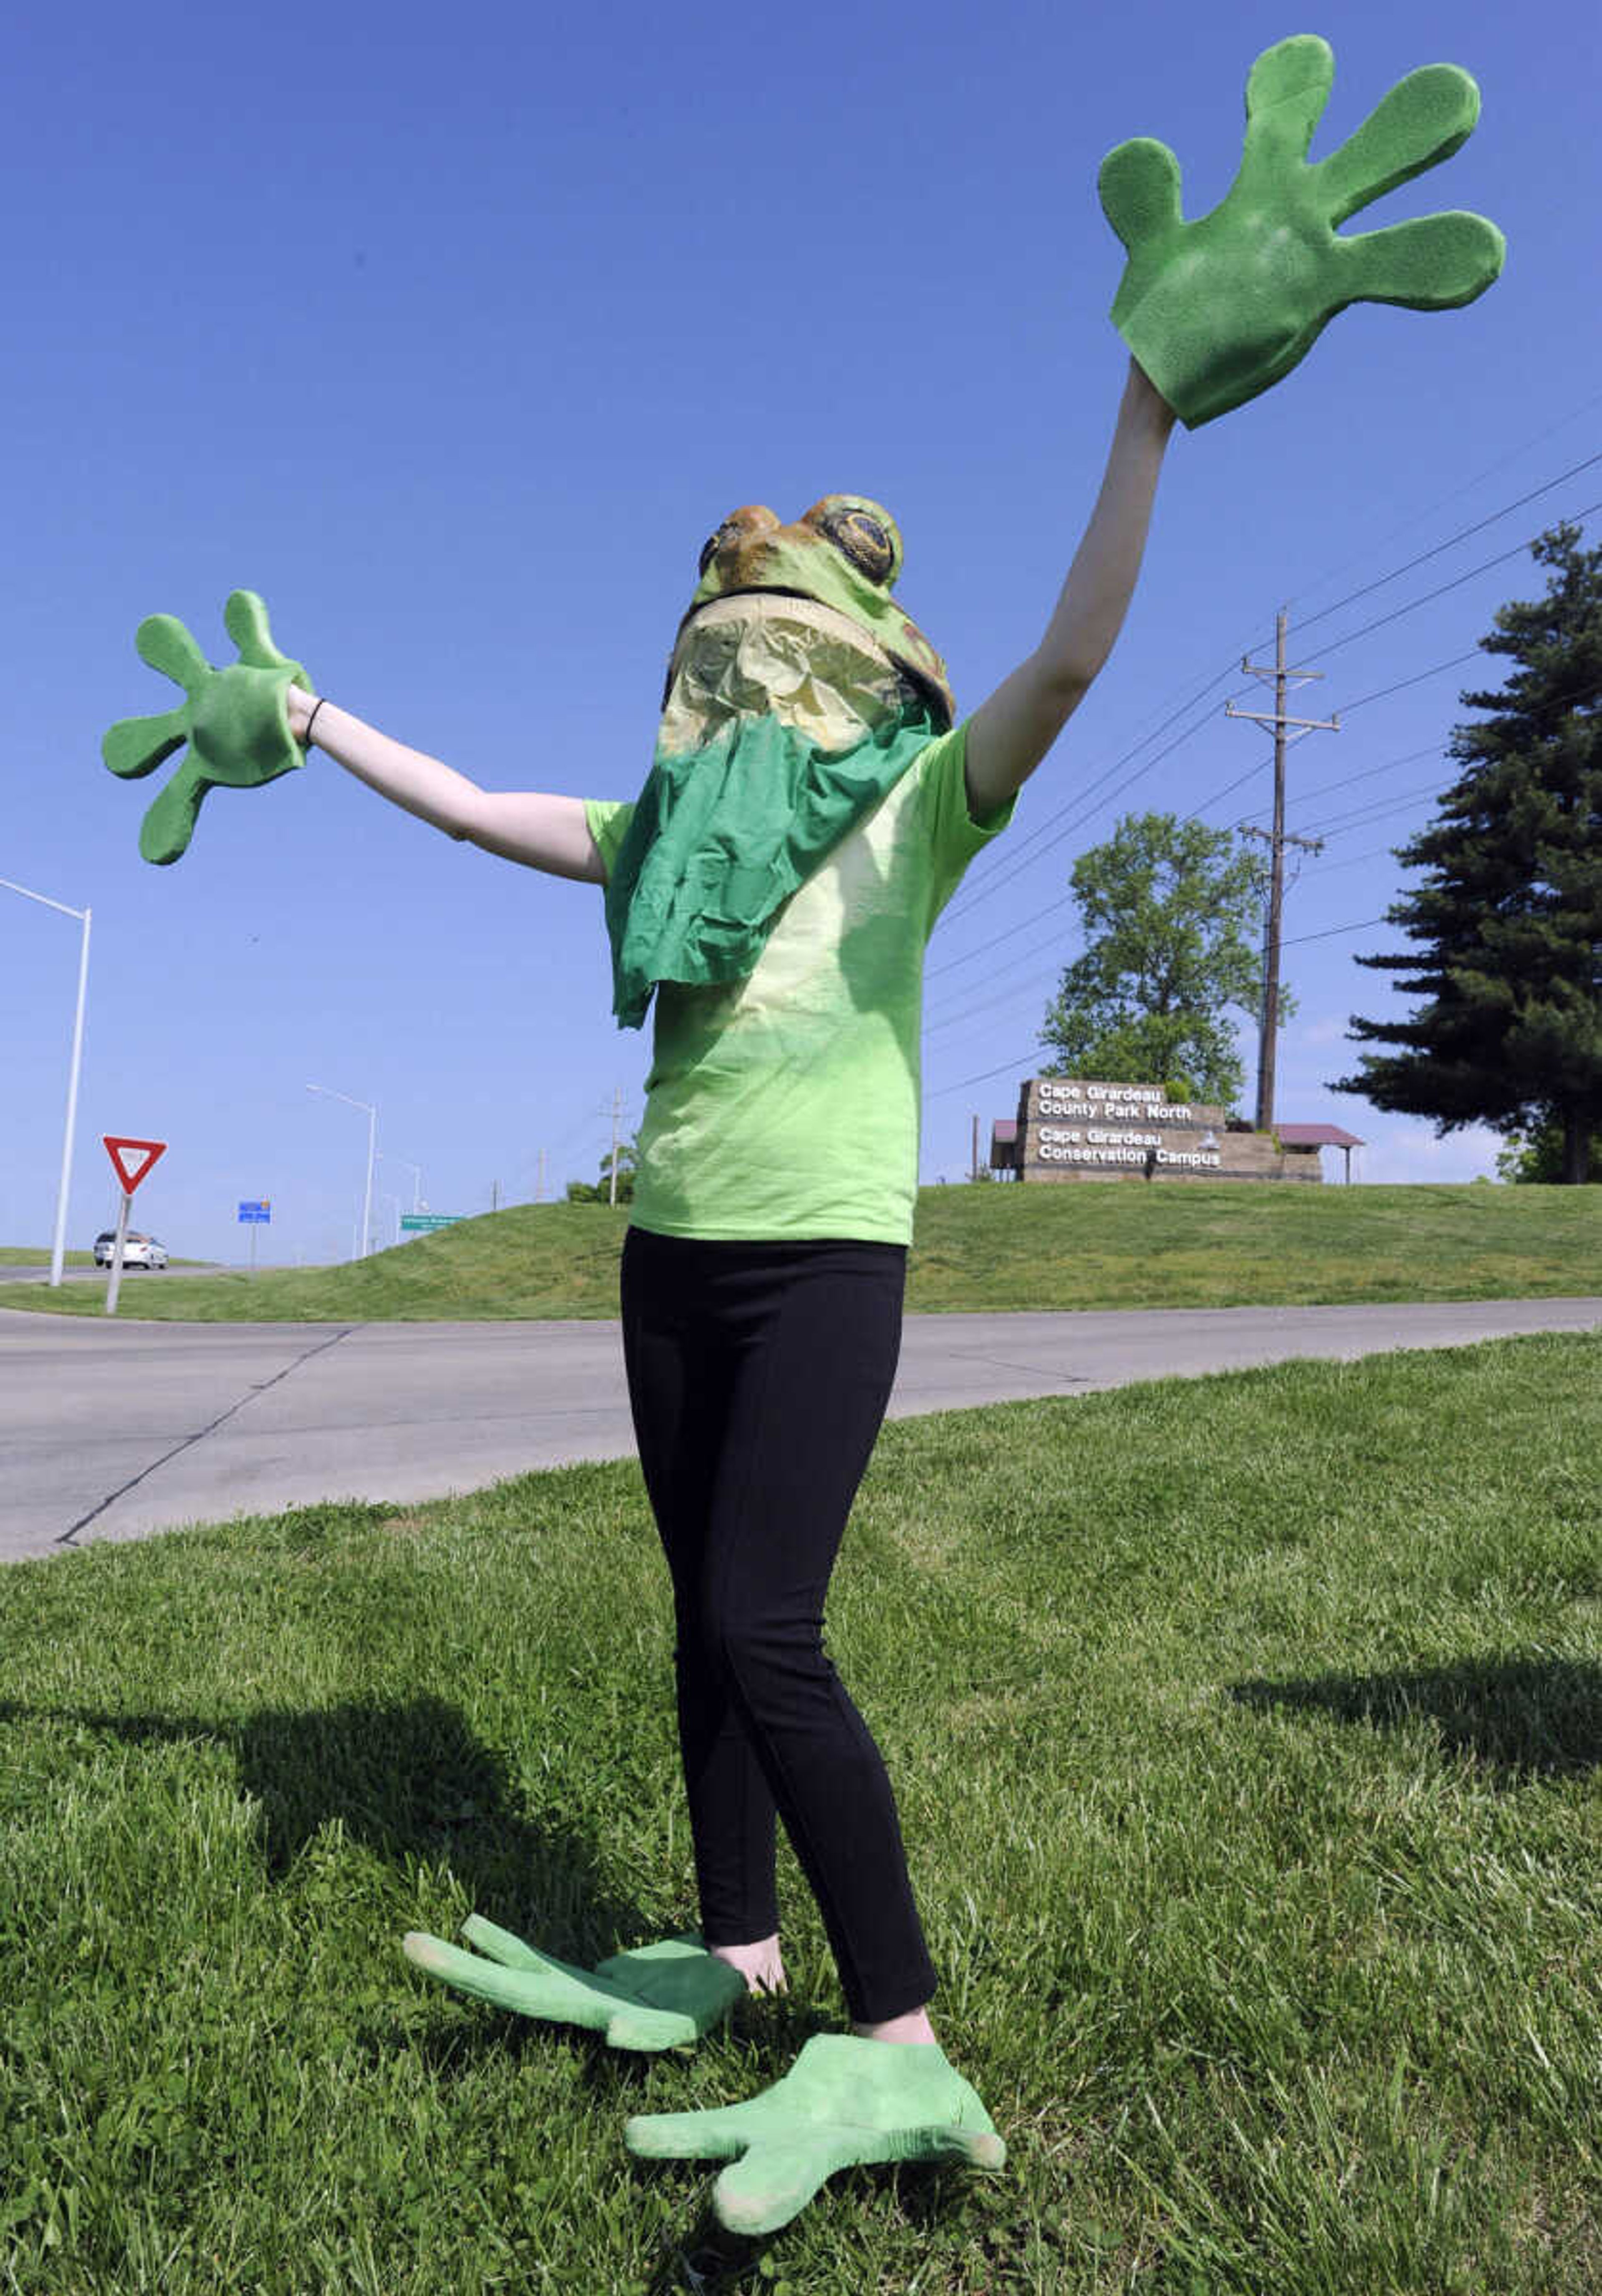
(1012, 1078), (1320, 1184)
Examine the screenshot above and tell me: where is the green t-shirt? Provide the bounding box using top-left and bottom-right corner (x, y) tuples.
(585, 722), (1011, 1244)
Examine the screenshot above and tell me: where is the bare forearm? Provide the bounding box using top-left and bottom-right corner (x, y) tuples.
(1034, 361), (1175, 692)
(286, 691), (603, 882)
(290, 695), (482, 833)
(965, 362), (1176, 813)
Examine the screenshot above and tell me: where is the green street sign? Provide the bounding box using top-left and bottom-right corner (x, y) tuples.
(400, 1213), (461, 1232)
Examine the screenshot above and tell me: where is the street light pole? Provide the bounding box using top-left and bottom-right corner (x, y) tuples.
(378, 1154), (423, 1212)
(2, 876), (93, 1288)
(307, 1083), (378, 1259)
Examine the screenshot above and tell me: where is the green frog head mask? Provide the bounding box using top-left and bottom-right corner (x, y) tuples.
(600, 494), (956, 1028)
(667, 495), (954, 732)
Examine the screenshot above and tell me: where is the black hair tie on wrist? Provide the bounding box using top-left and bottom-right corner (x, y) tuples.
(302, 697), (328, 749)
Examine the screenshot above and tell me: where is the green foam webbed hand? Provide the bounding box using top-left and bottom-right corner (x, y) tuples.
(401, 1919), (748, 2051)
(624, 2034), (1006, 2235)
(1101, 34), (1506, 428)
(103, 591), (310, 863)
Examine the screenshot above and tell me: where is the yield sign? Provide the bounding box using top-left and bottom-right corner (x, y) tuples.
(103, 1135), (167, 1194)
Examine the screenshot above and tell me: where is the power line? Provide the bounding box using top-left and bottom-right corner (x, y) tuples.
(1290, 497), (1602, 671)
(945, 447), (1600, 925)
(1288, 449), (1602, 639)
(1237, 647), (1602, 834)
(923, 961), (1063, 1038)
(938, 666), (1250, 925)
(1301, 670), (1602, 846)
(1308, 841), (1405, 875)
(947, 508), (1592, 945)
(927, 1048), (1045, 1100)
(1229, 742), (1439, 828)
(927, 914), (1390, 1101)
(1294, 780), (1446, 838)
(924, 462), (1600, 1024)
(1180, 758), (1275, 825)
(922, 753), (1432, 1015)
(1285, 390), (1602, 613)
(1280, 915), (1387, 948)
(1221, 739), (1432, 831)
(926, 627), (1590, 1016)
(1303, 845), (1395, 877)
(927, 887), (1079, 981)
(1336, 649), (1484, 717)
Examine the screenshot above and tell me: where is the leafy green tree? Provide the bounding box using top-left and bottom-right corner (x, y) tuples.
(1495, 1122), (1602, 1185)
(1334, 526), (1602, 1184)
(1039, 812), (1272, 1107)
(565, 1134), (638, 1205)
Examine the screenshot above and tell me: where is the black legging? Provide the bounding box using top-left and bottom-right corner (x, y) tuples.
(620, 1225), (937, 2024)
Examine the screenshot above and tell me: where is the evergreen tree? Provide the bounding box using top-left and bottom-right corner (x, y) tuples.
(1334, 525), (1602, 1183)
(1039, 812), (1272, 1107)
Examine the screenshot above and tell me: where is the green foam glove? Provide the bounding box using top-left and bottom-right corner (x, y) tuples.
(1101, 34), (1505, 428)
(625, 2034), (1005, 2234)
(103, 591), (310, 863)
(401, 1919), (747, 2051)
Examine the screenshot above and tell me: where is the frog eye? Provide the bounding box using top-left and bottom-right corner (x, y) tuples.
(697, 507), (779, 579)
(812, 498), (902, 588)
(698, 526), (731, 578)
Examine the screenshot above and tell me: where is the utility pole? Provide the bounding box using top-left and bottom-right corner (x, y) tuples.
(536, 1148), (546, 1203)
(608, 1086), (624, 1208)
(970, 1113), (980, 1183)
(1226, 610), (1338, 1133)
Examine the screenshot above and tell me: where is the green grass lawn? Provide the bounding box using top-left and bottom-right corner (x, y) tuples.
(4, 1182), (1599, 1323)
(3, 1334), (1597, 2292)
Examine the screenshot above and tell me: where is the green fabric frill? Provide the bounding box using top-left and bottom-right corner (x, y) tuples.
(604, 698), (938, 1029)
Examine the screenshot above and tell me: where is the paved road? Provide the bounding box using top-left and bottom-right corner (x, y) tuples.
(0, 1265), (106, 1285)
(0, 1265), (223, 1287)
(4, 1298), (1598, 1564)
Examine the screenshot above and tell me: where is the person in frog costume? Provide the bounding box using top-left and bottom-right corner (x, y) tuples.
(105, 37), (1502, 2234)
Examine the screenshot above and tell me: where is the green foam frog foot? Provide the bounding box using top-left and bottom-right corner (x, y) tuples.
(624, 2034), (1006, 2234)
(1101, 34), (1505, 427)
(401, 1920), (747, 2051)
(103, 590), (310, 863)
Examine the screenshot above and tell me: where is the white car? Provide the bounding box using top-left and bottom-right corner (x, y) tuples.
(93, 1230), (169, 1270)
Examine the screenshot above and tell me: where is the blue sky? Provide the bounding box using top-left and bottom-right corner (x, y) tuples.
(4, 0), (1597, 1264)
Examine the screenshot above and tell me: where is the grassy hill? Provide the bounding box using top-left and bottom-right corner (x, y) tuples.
(4, 1182), (1598, 1321)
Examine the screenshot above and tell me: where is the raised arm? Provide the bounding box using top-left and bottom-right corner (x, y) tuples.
(285, 689), (605, 883)
(963, 360), (1175, 820)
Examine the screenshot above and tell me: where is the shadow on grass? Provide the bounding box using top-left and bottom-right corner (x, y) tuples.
(635, 2157), (987, 2295)
(1231, 1656), (1602, 1781)
(0, 1691), (647, 1955)
(643, 2207), (765, 2294)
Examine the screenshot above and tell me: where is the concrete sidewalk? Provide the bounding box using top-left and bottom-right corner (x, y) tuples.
(3, 1296), (1598, 1563)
